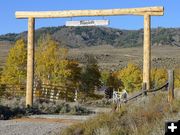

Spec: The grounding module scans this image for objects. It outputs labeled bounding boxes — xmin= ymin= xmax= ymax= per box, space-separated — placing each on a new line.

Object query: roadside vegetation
xmin=0 ymin=98 xmax=94 ymax=120
xmin=61 ymin=92 xmax=180 ymax=135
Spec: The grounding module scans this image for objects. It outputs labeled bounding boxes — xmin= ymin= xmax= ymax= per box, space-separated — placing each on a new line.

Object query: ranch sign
xmin=66 ymin=20 xmax=109 ymax=26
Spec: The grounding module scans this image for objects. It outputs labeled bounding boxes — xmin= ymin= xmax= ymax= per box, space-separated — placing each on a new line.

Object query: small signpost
xmin=66 ymin=19 xmax=109 ymax=26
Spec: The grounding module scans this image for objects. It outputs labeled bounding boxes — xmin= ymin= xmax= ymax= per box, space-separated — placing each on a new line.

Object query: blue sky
xmin=0 ymin=0 xmax=179 ymax=35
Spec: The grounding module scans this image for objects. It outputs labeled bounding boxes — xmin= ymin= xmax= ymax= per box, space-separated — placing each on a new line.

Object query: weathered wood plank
xmin=16 ymin=6 xmax=164 ymax=18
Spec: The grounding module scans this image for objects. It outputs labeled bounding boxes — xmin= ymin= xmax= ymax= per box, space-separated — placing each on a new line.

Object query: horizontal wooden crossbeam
xmin=16 ymin=6 xmax=164 ymax=19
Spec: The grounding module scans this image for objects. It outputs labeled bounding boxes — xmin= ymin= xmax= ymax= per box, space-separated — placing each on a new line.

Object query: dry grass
xmin=1 ymin=44 xmax=180 ymax=69
xmin=61 ymin=92 xmax=180 ymax=135
xmin=68 ymin=46 xmax=180 ymax=70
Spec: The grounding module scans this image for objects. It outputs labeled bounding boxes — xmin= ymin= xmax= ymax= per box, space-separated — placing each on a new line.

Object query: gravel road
xmin=0 ymin=115 xmax=93 ymax=135
xmin=0 ymin=120 xmax=65 ymax=135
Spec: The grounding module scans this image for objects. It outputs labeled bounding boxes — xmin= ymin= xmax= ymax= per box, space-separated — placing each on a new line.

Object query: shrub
xmin=59 ymin=103 xmax=71 ymax=114
xmin=0 ymin=104 xmax=42 ymax=120
xmin=0 ymin=97 xmax=93 ymax=120
xmin=83 ymin=99 xmax=111 ymax=107
xmin=0 ymin=105 xmax=13 ymax=120
xmin=69 ymin=105 xmax=93 ymax=115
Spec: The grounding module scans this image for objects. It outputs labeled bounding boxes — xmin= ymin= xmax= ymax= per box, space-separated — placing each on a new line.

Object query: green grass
xmin=61 ymin=92 xmax=180 ymax=135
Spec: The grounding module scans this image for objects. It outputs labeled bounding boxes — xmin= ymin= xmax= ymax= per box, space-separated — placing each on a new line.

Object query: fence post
xmin=74 ymin=89 xmax=78 ymax=102
xmin=142 ymin=83 xmax=147 ymax=96
xmin=168 ymin=70 xmax=174 ymax=103
xmin=65 ymin=87 xmax=68 ymax=102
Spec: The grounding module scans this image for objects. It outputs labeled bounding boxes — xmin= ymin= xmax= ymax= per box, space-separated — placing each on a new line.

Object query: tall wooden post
xmin=168 ymin=70 xmax=174 ymax=103
xmin=143 ymin=14 xmax=151 ymax=90
xmin=26 ymin=18 xmax=35 ymax=107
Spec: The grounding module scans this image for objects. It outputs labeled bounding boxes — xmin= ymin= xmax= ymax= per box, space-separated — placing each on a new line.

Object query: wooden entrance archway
xmin=15 ymin=6 xmax=164 ymax=106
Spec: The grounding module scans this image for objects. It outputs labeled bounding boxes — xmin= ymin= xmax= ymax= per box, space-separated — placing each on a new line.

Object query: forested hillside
xmin=0 ymin=26 xmax=180 ymax=48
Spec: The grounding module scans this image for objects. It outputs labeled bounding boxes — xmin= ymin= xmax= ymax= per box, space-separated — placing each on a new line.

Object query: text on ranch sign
xmin=66 ymin=20 xmax=109 ymax=26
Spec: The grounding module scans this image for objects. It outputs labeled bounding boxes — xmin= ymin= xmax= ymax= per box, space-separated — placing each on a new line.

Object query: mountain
xmin=0 ymin=26 xmax=180 ymax=48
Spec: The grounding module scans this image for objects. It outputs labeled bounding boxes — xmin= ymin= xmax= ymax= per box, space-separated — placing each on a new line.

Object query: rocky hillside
xmin=0 ymin=26 xmax=180 ymax=48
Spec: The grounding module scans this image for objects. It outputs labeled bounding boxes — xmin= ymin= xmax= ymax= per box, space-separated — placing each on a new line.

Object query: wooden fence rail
xmin=0 ymin=70 xmax=175 ymax=103
xmin=35 ymin=84 xmax=75 ymax=101
xmin=0 ymin=84 xmax=76 ymax=101
xmin=124 ymin=69 xmax=174 ymax=103
xmin=124 ymin=82 xmax=168 ymax=103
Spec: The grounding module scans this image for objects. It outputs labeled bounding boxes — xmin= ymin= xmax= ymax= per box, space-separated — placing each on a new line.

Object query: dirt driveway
xmin=0 ymin=115 xmax=94 ymax=135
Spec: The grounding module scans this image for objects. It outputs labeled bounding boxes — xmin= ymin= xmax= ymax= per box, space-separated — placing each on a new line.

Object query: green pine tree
xmin=80 ymin=54 xmax=101 ymax=93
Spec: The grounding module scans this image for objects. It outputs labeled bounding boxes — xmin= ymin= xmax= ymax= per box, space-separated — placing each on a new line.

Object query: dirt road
xmin=0 ymin=115 xmax=94 ymax=135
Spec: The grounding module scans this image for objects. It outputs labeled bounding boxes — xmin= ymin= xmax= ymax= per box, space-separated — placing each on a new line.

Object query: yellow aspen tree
xmin=1 ymin=39 xmax=27 ymax=85
xmin=116 ymin=63 xmax=142 ymax=92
